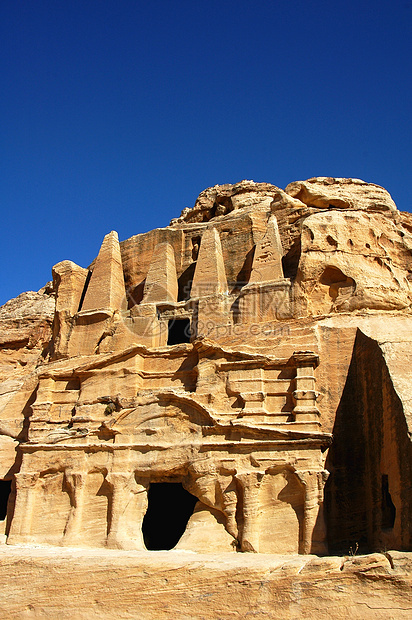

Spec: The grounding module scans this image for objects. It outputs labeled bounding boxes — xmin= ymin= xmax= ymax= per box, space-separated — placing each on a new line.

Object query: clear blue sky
xmin=1 ymin=0 xmax=411 ymax=306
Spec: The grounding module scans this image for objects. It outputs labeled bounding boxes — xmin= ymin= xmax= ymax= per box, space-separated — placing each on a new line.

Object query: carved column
xmin=236 ymin=471 xmax=264 ymax=552
xmin=7 ymin=472 xmax=39 ymax=542
xmin=63 ymin=471 xmax=86 ymax=544
xmin=296 ymin=470 xmax=328 ymax=554
xmin=217 ymin=473 xmax=239 ymax=541
xmin=142 ymin=242 xmax=179 ymax=304
xmin=106 ymin=473 xmax=148 ymax=550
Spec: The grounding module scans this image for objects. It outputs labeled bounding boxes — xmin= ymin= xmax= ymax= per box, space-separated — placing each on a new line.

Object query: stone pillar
xmin=236 ymin=471 xmax=264 ymax=552
xmin=217 ymin=474 xmax=239 ymax=541
xmin=191 ymin=228 xmax=228 ymax=298
xmin=142 ymin=242 xmax=178 ymax=304
xmin=106 ymin=473 xmax=148 ymax=550
xmin=292 ymin=352 xmax=321 ymax=429
xmin=52 ymin=260 xmax=89 ymax=358
xmin=248 ymin=215 xmax=284 ymax=284
xmin=68 ymin=231 xmax=128 ymax=356
xmin=80 ymin=230 xmax=127 ymax=315
xmin=7 ymin=472 xmax=39 ymax=542
xmin=63 ymin=471 xmax=86 ymax=544
xmin=53 ymin=260 xmax=89 ymax=316
xmin=236 ymin=214 xmax=292 ymax=323
xmin=296 ymin=470 xmax=328 ymax=555
xmin=190 ymin=227 xmax=230 ymax=336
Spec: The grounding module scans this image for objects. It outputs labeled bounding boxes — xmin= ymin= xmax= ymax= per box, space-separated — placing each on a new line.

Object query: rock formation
xmin=1 ymin=177 xmax=411 ymax=567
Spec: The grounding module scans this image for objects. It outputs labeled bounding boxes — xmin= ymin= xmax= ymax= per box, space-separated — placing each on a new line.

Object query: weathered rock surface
xmin=285 ymin=176 xmax=398 ymax=214
xmin=295 ymin=209 xmax=412 ymax=315
xmin=0 ymin=546 xmax=411 ymax=619
xmin=0 ymin=176 xmax=411 ymax=617
xmin=0 ymin=289 xmax=54 ymax=443
xmin=0 ymin=288 xmax=54 ymax=349
xmin=170 ymin=179 xmax=278 ymax=225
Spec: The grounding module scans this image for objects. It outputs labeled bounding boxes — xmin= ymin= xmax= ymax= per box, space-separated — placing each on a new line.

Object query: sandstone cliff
xmin=0 ymin=177 xmax=411 ymax=617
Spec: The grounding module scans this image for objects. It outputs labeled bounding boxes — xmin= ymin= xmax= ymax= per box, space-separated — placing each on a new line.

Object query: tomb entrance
xmin=142 ymin=482 xmax=198 ymax=550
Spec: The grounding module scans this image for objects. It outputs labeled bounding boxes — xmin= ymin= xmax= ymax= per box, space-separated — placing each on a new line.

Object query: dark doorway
xmin=142 ymin=482 xmax=198 ymax=550
xmin=0 ymin=480 xmax=11 ymax=520
xmin=167 ymin=319 xmax=191 ymax=345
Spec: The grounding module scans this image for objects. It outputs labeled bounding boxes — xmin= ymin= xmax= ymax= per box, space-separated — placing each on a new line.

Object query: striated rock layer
xmin=0 ymin=177 xmax=411 ymax=616
xmin=0 ymin=546 xmax=411 ymax=620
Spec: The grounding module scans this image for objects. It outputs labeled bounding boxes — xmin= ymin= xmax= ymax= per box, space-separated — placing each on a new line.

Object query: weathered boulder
xmin=285 ymin=176 xmax=398 ymax=215
xmin=170 ymin=179 xmax=278 ymax=225
xmin=295 ymin=209 xmax=412 ymax=316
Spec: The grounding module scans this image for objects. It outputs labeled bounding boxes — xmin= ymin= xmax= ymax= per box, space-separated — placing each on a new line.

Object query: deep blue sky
xmin=1 ymin=1 xmax=411 ymax=306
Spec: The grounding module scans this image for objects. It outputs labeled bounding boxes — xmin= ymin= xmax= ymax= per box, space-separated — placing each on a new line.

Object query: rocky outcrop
xmin=295 ymin=210 xmax=412 ymax=315
xmin=169 ymin=179 xmax=278 ymax=225
xmin=285 ymin=176 xmax=398 ymax=214
xmin=0 ymin=176 xmax=411 ymax=616
xmin=0 ymin=288 xmax=54 ymax=443
xmin=0 ymin=287 xmax=54 ymax=349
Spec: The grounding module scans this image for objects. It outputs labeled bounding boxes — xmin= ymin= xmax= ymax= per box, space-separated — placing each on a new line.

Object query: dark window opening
xmin=191 ymin=236 xmax=201 ymax=261
xmin=167 ymin=319 xmax=191 ymax=345
xmin=381 ymin=474 xmax=396 ymax=529
xmin=0 ymin=480 xmax=11 ymax=520
xmin=282 ymin=237 xmax=301 ymax=281
xmin=142 ymin=482 xmax=198 ymax=550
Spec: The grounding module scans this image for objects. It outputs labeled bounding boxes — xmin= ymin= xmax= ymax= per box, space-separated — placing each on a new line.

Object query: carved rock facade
xmin=1 ymin=177 xmax=411 ymax=556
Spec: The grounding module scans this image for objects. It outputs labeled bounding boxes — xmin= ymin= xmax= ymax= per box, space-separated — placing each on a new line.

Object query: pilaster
xmin=105 ymin=473 xmax=149 ymax=550
xmin=296 ymin=469 xmax=329 ymax=554
xmin=236 ymin=471 xmax=264 ymax=552
xmin=63 ymin=471 xmax=86 ymax=544
xmin=7 ymin=472 xmax=39 ymax=543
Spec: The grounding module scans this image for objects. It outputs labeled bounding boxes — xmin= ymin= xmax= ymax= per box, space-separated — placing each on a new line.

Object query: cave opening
xmin=142 ymin=482 xmax=198 ymax=550
xmin=0 ymin=480 xmax=11 ymax=521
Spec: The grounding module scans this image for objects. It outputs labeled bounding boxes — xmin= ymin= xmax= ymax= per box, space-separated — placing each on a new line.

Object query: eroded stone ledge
xmin=0 ymin=546 xmax=410 ymax=619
